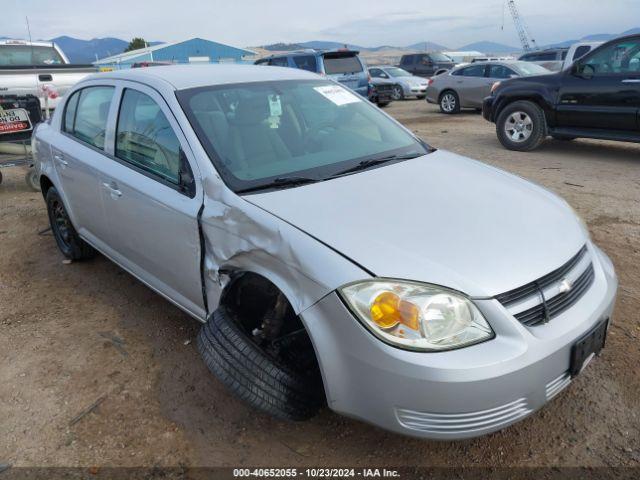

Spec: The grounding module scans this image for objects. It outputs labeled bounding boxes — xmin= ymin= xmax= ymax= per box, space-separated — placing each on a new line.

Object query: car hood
xmin=401 ymin=76 xmax=428 ymax=85
xmin=245 ymin=150 xmax=587 ymax=297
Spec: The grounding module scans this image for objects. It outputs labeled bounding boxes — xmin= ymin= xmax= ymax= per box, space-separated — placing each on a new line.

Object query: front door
xmin=557 ymin=37 xmax=640 ymax=131
xmin=99 ymin=83 xmax=206 ymax=319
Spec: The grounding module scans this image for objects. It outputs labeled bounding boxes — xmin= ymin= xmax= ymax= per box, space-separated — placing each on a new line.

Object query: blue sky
xmin=3 ymin=0 xmax=639 ymax=48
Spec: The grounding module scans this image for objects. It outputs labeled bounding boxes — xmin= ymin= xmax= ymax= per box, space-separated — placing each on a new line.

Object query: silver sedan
xmin=368 ymin=65 xmax=429 ymax=99
xmin=426 ymin=61 xmax=550 ymax=113
xmin=34 ymin=64 xmax=616 ymax=439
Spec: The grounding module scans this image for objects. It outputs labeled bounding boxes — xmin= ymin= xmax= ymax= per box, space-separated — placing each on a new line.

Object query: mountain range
xmin=2 ymin=26 xmax=639 ymax=63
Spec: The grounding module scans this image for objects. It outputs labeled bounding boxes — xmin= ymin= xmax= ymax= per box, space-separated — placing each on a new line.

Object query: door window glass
xmin=292 ymin=55 xmax=317 ymax=72
xmin=66 ymin=86 xmax=114 ymax=150
xmin=269 ymin=57 xmax=289 ymax=67
xmin=63 ymin=90 xmax=80 ymax=133
xmin=116 ymin=89 xmax=181 ymax=184
xmin=572 ymin=45 xmax=592 ymax=61
xmin=583 ymin=39 xmax=640 ymax=74
xmin=488 ymin=65 xmax=516 ymax=79
xmin=459 ymin=65 xmax=486 ymax=77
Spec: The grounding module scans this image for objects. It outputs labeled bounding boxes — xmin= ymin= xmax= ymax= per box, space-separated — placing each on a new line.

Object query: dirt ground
xmin=0 ymin=100 xmax=639 ymax=469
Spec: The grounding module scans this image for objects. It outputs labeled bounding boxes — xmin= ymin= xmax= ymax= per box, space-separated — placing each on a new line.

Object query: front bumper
xmin=403 ymin=83 xmax=428 ymax=97
xmin=482 ymin=96 xmax=495 ymax=122
xmin=301 ymin=244 xmax=617 ymax=439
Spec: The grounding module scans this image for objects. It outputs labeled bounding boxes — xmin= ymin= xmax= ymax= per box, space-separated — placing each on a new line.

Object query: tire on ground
xmin=496 ymin=100 xmax=547 ymax=151
xmin=45 ymin=186 xmax=96 ymax=260
xmin=197 ymin=306 xmax=323 ymax=421
xmin=439 ymin=90 xmax=460 ymax=114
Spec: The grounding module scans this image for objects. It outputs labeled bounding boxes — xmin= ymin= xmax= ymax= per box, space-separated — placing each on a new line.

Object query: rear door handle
xmin=622 ymin=79 xmax=640 ymax=83
xmin=53 ymin=153 xmax=68 ymax=166
xmin=102 ymin=181 xmax=122 ymax=198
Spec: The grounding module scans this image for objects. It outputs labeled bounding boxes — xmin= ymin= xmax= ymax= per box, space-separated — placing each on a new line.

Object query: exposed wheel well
xmin=218 ymin=272 xmax=325 ymax=398
xmin=40 ymin=175 xmax=53 ymax=200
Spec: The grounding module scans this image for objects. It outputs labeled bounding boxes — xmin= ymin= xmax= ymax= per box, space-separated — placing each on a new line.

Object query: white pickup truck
xmin=518 ymin=41 xmax=604 ymax=72
xmin=0 ymin=39 xmax=97 ymax=110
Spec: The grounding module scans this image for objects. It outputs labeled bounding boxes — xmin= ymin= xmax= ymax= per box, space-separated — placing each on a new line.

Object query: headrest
xmin=230 ymin=95 xmax=270 ymax=126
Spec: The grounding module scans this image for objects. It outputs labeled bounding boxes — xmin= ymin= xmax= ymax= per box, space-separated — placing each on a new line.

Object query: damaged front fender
xmin=200 ymin=178 xmax=370 ymax=316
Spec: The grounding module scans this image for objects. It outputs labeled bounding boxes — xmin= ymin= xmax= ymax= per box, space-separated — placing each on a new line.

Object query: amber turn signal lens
xmin=370 ymin=291 xmax=420 ymax=330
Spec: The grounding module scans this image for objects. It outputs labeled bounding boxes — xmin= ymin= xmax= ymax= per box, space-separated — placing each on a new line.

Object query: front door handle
xmin=53 ymin=153 xmax=68 ymax=166
xmin=622 ymin=78 xmax=640 ymax=83
xmin=102 ymin=181 xmax=122 ymax=198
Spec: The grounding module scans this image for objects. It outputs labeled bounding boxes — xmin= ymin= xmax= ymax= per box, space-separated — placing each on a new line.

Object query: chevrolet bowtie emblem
xmin=559 ymin=278 xmax=573 ymax=294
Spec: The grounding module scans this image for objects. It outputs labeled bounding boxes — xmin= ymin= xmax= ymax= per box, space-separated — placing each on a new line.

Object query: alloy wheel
xmin=441 ymin=93 xmax=456 ymax=112
xmin=504 ymin=111 xmax=533 ymax=142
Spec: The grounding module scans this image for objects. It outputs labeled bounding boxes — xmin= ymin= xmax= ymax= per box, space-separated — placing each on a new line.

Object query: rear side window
xmin=488 ymin=65 xmax=516 ymax=79
xmin=456 ymin=65 xmax=486 ymax=77
xmin=64 ymin=86 xmax=114 ymax=150
xmin=400 ymin=55 xmax=413 ymax=65
xmin=323 ymin=55 xmax=363 ymax=74
xmin=292 ymin=55 xmax=317 ymax=72
xmin=270 ymin=57 xmax=289 ymax=67
xmin=116 ymin=89 xmax=181 ymax=184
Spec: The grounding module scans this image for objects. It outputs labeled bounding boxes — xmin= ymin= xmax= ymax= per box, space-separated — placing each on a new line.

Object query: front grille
xmin=375 ymin=84 xmax=394 ymax=93
xmin=496 ymin=245 xmax=595 ymax=327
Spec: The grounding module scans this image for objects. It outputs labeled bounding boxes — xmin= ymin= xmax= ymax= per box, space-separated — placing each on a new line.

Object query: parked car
xmin=131 ymin=61 xmax=174 ymax=68
xmin=368 ymin=66 xmax=429 ymax=100
xmin=484 ymin=34 xmax=640 ymax=151
xmin=518 ymin=43 xmax=602 ymax=72
xmin=426 ymin=61 xmax=551 ymax=114
xmin=34 ymin=64 xmax=617 ymax=440
xmin=367 ymin=77 xmax=396 ymax=107
xmin=0 ymin=39 xmax=97 ymax=110
xmin=398 ymin=52 xmax=455 ymax=78
xmin=255 ymin=49 xmax=369 ymax=97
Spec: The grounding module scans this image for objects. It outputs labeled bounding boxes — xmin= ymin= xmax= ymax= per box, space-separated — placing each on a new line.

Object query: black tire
xmin=551 ymin=134 xmax=577 ymax=141
xmin=45 ymin=187 xmax=96 ymax=260
xmin=391 ymin=85 xmax=404 ymax=101
xmin=416 ymin=95 xmax=426 ymax=100
xmin=496 ymin=100 xmax=547 ymax=151
xmin=439 ymin=90 xmax=460 ymax=114
xmin=197 ymin=306 xmax=323 ymax=421
xmin=0 ymin=171 xmax=3 ymax=185
xmin=25 ymin=169 xmax=40 ymax=192
xmin=377 ymin=101 xmax=390 ymax=108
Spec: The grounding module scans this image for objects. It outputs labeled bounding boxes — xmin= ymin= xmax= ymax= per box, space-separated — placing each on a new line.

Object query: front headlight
xmin=339 ymin=280 xmax=493 ymax=352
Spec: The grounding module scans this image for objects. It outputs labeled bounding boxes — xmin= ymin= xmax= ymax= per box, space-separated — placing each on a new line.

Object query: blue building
xmin=94 ymin=37 xmax=256 ymax=69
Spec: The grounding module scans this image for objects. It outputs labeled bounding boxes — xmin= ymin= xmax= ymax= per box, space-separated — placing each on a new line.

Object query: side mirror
xmin=178 ymin=149 xmax=196 ymax=197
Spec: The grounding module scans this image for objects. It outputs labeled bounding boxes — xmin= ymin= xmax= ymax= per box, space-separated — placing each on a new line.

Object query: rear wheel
xmin=496 ymin=100 xmax=546 ymax=151
xmin=46 ymin=187 xmax=96 ymax=260
xmin=439 ymin=90 xmax=460 ymax=114
xmin=377 ymin=101 xmax=390 ymax=108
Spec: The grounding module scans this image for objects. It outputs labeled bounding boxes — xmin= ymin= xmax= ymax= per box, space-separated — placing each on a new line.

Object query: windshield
xmin=430 ymin=53 xmax=453 ymax=62
xmin=177 ymin=80 xmax=429 ymax=193
xmin=386 ymin=67 xmax=412 ymax=77
xmin=0 ymin=44 xmax=65 ymax=66
xmin=514 ymin=62 xmax=551 ymax=75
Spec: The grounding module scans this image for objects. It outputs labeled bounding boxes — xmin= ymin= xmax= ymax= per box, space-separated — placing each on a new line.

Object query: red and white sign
xmin=0 ymin=108 xmax=33 ymax=135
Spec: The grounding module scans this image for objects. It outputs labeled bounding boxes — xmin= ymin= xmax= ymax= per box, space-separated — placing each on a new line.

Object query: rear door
xmin=451 ymin=64 xmax=488 ymax=107
xmin=54 ymin=84 xmax=116 ymax=250
xmin=99 ymin=82 xmax=205 ymax=319
xmin=557 ymin=37 xmax=640 ymax=131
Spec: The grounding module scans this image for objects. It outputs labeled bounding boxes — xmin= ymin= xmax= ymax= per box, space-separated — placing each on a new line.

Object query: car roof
xmin=79 ymin=64 xmax=320 ymax=90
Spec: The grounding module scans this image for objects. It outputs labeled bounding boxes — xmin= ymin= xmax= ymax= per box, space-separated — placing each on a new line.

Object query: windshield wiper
xmin=236 ymin=176 xmax=319 ymax=194
xmin=330 ymin=153 xmax=424 ymax=178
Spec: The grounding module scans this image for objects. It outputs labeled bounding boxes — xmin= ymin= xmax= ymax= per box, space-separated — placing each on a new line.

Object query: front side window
xmin=582 ymin=39 xmax=640 ymax=75
xmin=573 ymin=45 xmax=592 ymax=61
xmin=65 ymin=86 xmax=114 ymax=150
xmin=178 ymin=80 xmax=429 ymax=193
xmin=292 ymin=55 xmax=317 ymax=72
xmin=429 ymin=53 xmax=453 ymax=62
xmin=116 ymin=89 xmax=181 ymax=184
xmin=488 ymin=65 xmax=516 ymax=79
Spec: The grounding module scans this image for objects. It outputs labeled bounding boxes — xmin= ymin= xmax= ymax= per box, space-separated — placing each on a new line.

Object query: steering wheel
xmin=304 ymin=122 xmax=338 ymax=152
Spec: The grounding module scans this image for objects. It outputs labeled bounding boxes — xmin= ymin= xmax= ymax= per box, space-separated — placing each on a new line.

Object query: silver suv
xmin=34 ymin=65 xmax=617 ymax=439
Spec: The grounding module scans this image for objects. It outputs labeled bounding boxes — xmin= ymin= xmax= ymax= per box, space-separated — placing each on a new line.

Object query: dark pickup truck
xmin=398 ymin=52 xmax=455 ymax=78
xmin=483 ymin=34 xmax=640 ymax=151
